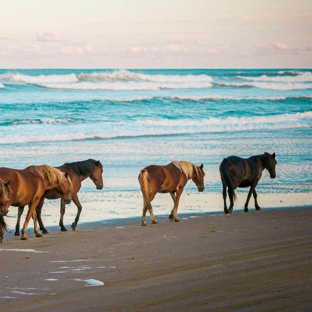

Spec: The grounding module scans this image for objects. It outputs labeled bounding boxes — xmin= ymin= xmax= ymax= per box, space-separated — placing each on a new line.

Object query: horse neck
xmin=253 ymin=154 xmax=269 ymax=171
xmin=43 ymin=176 xmax=62 ymax=190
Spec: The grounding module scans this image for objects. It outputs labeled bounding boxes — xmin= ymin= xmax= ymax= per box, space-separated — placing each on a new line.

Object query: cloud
xmin=36 ymin=31 xmax=62 ymax=42
xmin=270 ymin=42 xmax=289 ymax=50
xmin=0 ymin=34 xmax=7 ymax=40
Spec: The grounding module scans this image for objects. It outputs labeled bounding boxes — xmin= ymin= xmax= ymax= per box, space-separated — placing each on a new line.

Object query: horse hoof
xmin=42 ymin=230 xmax=49 ymax=234
xmin=174 ymin=219 xmax=180 ymax=222
xmin=168 ymin=214 xmax=173 ymax=222
xmin=256 ymin=207 xmax=261 ymax=211
xmin=15 ymin=232 xmax=20 ymax=236
xmin=36 ymin=233 xmax=43 ymax=238
xmin=71 ymin=223 xmax=77 ymax=231
xmin=141 ymin=223 xmax=147 ymax=226
xmin=152 ymin=221 xmax=158 ymax=224
xmin=21 ymin=237 xmax=28 ymax=240
xmin=61 ymin=227 xmax=68 ymax=232
xmin=244 ymin=209 xmax=249 ymax=212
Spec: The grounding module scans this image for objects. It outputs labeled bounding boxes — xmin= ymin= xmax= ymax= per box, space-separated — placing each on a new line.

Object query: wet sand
xmin=1 ymin=207 xmax=312 ymax=312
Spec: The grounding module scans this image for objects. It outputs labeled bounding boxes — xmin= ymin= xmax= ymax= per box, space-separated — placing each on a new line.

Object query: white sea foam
xmin=0 ymin=83 xmax=4 ymax=88
xmin=77 ymin=70 xmax=213 ymax=83
xmin=0 ymin=70 xmax=213 ymax=90
xmin=0 ymin=73 xmax=78 ymax=84
xmin=74 ymin=279 xmax=104 ymax=287
xmin=38 ymin=80 xmax=213 ymax=91
xmin=239 ymin=71 xmax=312 ymax=82
xmin=218 ymin=81 xmax=312 ymax=90
xmin=170 ymin=95 xmax=287 ymax=101
xmin=0 ymin=249 xmax=48 ymax=253
xmin=0 ymin=111 xmax=310 ymax=144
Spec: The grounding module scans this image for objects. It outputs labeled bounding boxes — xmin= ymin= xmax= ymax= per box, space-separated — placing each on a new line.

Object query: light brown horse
xmin=219 ymin=152 xmax=277 ymax=214
xmin=0 ymin=165 xmax=72 ymax=240
xmin=138 ymin=161 xmax=205 ymax=226
xmin=0 ymin=179 xmax=12 ymax=243
xmin=31 ymin=159 xmax=104 ymax=233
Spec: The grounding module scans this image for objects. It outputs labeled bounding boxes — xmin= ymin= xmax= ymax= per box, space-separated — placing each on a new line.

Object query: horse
xmin=219 ymin=152 xmax=277 ymax=214
xmin=26 ymin=159 xmax=104 ymax=233
xmin=138 ymin=161 xmax=205 ymax=226
xmin=0 ymin=179 xmax=12 ymax=243
xmin=0 ymin=165 xmax=72 ymax=240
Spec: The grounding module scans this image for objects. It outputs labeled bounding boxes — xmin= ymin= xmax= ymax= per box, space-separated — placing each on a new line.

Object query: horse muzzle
xmin=270 ymin=173 xmax=276 ymax=179
xmin=198 ymin=187 xmax=205 ymax=192
xmin=96 ymin=183 xmax=104 ymax=190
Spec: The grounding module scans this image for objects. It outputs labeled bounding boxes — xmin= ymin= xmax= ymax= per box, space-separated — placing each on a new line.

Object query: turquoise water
xmin=0 ymin=68 xmax=311 ymax=202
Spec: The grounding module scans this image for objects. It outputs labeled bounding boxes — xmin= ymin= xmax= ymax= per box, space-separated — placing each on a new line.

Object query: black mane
xmin=64 ymin=159 xmax=101 ymax=176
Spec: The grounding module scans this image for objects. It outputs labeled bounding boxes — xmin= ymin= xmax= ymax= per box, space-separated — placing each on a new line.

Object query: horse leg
xmin=21 ymin=199 xmax=41 ymax=240
xmin=71 ymin=194 xmax=82 ymax=231
xmin=32 ymin=209 xmax=43 ymax=238
xmin=253 ymin=189 xmax=261 ymax=210
xmin=59 ymin=198 xmax=68 ymax=231
xmin=141 ymin=193 xmax=157 ymax=226
xmin=169 ymin=192 xmax=176 ymax=221
xmin=244 ymin=186 xmax=255 ymax=212
xmin=36 ymin=196 xmax=49 ymax=234
xmin=170 ymin=188 xmax=183 ymax=222
xmin=15 ymin=206 xmax=24 ymax=236
xmin=228 ymin=189 xmax=234 ymax=213
xmin=147 ymin=197 xmax=157 ymax=225
xmin=222 ymin=185 xmax=228 ymax=214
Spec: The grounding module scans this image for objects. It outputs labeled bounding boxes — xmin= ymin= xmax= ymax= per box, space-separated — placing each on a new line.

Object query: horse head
xmin=0 ymin=179 xmax=11 ymax=216
xmin=265 ymin=152 xmax=277 ymax=179
xmin=90 ymin=160 xmax=104 ymax=190
xmin=56 ymin=173 xmax=72 ymax=204
xmin=192 ymin=164 xmax=205 ymax=192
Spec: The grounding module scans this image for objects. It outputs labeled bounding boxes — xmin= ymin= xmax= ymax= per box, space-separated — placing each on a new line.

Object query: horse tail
xmin=0 ymin=216 xmax=8 ymax=243
xmin=138 ymin=169 xmax=151 ymax=208
xmin=220 ymin=158 xmax=237 ymax=202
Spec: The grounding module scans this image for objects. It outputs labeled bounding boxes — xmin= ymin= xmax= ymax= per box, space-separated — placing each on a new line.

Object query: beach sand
xmin=1 ymin=192 xmax=312 ymax=312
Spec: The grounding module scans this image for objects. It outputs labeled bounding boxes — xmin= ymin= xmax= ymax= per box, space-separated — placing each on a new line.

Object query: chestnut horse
xmin=138 ymin=161 xmax=205 ymax=226
xmin=24 ymin=159 xmax=103 ymax=233
xmin=0 ymin=179 xmax=12 ymax=243
xmin=219 ymin=152 xmax=277 ymax=214
xmin=0 ymin=165 xmax=72 ymax=240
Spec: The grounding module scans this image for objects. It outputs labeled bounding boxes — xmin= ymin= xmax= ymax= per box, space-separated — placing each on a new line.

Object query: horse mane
xmin=29 ymin=165 xmax=68 ymax=185
xmin=0 ymin=179 xmax=10 ymax=202
xmin=64 ymin=159 xmax=102 ymax=176
xmin=172 ymin=161 xmax=199 ymax=179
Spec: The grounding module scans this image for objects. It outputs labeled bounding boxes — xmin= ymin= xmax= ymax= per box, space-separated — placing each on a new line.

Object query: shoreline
xmin=3 ymin=191 xmax=312 ymax=237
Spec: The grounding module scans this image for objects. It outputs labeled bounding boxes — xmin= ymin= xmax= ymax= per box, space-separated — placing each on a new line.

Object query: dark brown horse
xmin=138 ymin=161 xmax=205 ymax=226
xmin=0 ymin=179 xmax=12 ymax=243
xmin=219 ymin=152 xmax=277 ymax=214
xmin=0 ymin=165 xmax=72 ymax=240
xmin=24 ymin=159 xmax=103 ymax=233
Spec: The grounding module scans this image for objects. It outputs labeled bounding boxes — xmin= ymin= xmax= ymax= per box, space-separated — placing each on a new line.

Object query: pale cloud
xmin=0 ymin=34 xmax=7 ymax=40
xmin=60 ymin=45 xmax=95 ymax=55
xmin=36 ymin=31 xmax=62 ymax=42
xmin=271 ymin=42 xmax=289 ymax=50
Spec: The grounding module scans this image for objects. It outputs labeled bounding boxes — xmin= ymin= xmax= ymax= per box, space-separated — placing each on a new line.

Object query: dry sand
xmin=1 ymin=205 xmax=312 ymax=312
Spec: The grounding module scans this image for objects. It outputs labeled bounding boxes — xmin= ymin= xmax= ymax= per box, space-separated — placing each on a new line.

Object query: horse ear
xmin=5 ymin=180 xmax=11 ymax=187
xmin=272 ymin=153 xmax=276 ymax=158
xmin=200 ymin=164 xmax=204 ymax=169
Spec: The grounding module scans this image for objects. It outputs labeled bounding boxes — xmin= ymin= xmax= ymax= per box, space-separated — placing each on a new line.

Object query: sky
xmin=0 ymin=0 xmax=312 ymax=68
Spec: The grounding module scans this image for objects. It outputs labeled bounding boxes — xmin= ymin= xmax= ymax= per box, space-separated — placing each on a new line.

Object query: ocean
xmin=0 ymin=68 xmax=311 ymax=227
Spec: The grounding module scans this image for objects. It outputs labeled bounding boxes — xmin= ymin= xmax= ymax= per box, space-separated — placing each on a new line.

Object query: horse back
xmin=226 ymin=156 xmax=263 ymax=187
xmin=0 ymin=167 xmax=39 ymax=206
xmin=144 ymin=164 xmax=186 ymax=193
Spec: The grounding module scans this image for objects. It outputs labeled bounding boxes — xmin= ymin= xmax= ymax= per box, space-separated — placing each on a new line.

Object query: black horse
xmin=219 ymin=152 xmax=277 ymax=213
